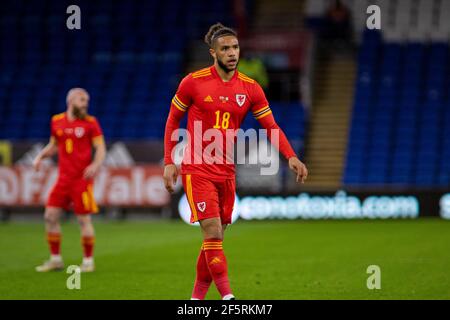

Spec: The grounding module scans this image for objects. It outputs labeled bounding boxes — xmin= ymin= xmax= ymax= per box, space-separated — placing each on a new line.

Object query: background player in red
xmin=33 ymin=88 xmax=106 ymax=272
xmin=163 ymin=23 xmax=308 ymax=300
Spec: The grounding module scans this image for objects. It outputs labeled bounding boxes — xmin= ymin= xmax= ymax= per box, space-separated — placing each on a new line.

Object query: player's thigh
xmin=72 ymin=179 xmax=98 ymax=215
xmin=46 ymin=180 xmax=71 ymax=211
xmin=182 ymin=174 xmax=220 ymax=223
xmin=218 ymin=178 xmax=236 ymax=225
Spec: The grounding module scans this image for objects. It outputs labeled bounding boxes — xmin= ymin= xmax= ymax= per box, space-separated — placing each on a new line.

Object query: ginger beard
xmin=72 ymin=103 xmax=88 ymax=119
xmin=69 ymin=92 xmax=89 ymax=119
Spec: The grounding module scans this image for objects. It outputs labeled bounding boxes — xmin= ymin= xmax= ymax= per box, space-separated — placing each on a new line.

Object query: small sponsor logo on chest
xmin=204 ymin=94 xmax=247 ymax=107
xmin=219 ymin=96 xmax=229 ymax=103
xmin=62 ymin=127 xmax=85 ymax=138
xmin=204 ymin=95 xmax=213 ymax=102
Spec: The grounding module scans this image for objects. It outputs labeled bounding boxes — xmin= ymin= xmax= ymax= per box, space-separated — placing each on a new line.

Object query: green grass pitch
xmin=0 ymin=218 xmax=449 ymax=299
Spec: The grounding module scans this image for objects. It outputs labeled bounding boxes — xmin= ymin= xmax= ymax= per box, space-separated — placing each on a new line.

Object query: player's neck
xmin=66 ymin=110 xmax=76 ymax=122
xmin=213 ymin=64 xmax=235 ymax=82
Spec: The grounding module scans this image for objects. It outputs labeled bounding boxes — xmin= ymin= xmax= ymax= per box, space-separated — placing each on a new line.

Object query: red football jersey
xmin=164 ymin=65 xmax=296 ymax=179
xmin=51 ymin=112 xmax=103 ymax=180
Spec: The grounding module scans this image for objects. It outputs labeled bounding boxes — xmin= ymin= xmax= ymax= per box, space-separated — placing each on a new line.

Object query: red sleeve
xmin=50 ymin=119 xmax=56 ymax=139
xmin=91 ymin=117 xmax=103 ymax=138
xmin=171 ymin=75 xmax=193 ymax=112
xmin=164 ymin=75 xmax=193 ymax=165
xmin=250 ymin=82 xmax=270 ymax=114
xmin=251 ymin=83 xmax=297 ymax=160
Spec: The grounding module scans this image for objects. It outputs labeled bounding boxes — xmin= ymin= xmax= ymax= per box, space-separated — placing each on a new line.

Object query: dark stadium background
xmin=0 ymin=0 xmax=448 ymax=220
xmin=0 ymin=0 xmax=449 ymax=300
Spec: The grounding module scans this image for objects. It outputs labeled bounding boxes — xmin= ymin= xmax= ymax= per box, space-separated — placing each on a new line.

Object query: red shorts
xmin=47 ymin=178 xmax=98 ymax=215
xmin=182 ymin=174 xmax=235 ymax=225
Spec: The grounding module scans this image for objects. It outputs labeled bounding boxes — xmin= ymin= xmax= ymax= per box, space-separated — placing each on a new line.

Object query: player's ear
xmin=209 ymin=47 xmax=216 ymax=59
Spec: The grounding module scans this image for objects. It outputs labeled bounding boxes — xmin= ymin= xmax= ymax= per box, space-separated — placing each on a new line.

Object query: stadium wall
xmin=1 ymin=142 xmax=449 ymax=221
xmin=172 ymin=188 xmax=450 ymax=223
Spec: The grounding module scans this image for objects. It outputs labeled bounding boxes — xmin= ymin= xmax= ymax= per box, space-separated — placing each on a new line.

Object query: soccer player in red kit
xmin=33 ymin=88 xmax=106 ymax=272
xmin=163 ymin=23 xmax=308 ymax=299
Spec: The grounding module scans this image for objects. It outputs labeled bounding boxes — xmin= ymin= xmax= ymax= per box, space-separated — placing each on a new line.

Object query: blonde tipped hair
xmin=66 ymin=88 xmax=89 ymax=105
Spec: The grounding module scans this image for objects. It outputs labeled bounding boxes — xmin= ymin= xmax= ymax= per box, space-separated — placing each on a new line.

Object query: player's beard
xmin=72 ymin=105 xmax=87 ymax=119
xmin=217 ymin=57 xmax=238 ymax=73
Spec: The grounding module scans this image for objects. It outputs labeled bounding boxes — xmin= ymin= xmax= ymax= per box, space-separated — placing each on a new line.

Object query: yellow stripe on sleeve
xmin=172 ymin=98 xmax=187 ymax=112
xmin=174 ymin=95 xmax=188 ymax=108
xmin=255 ymin=110 xmax=272 ymax=119
xmin=252 ymin=106 xmax=269 ymax=115
xmin=92 ymin=135 xmax=104 ymax=146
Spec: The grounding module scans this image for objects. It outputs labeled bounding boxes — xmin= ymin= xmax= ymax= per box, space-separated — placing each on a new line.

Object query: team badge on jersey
xmin=74 ymin=127 xmax=85 ymax=138
xmin=197 ymin=202 xmax=206 ymax=212
xmin=236 ymin=94 xmax=246 ymax=107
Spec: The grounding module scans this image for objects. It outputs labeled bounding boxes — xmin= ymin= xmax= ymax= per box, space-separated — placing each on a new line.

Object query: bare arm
xmin=32 ymin=137 xmax=58 ymax=171
xmin=83 ymin=136 xmax=106 ymax=179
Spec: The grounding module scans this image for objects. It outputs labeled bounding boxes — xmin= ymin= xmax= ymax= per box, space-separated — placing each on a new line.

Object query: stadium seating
xmin=0 ymin=0 xmax=305 ymax=148
xmin=305 ymin=0 xmax=450 ymax=43
xmin=0 ymin=0 xmax=236 ymax=141
xmin=344 ymin=30 xmax=450 ymax=187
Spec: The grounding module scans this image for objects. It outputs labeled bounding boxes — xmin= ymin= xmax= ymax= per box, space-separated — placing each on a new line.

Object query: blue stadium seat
xmin=345 ymin=31 xmax=450 ymax=187
xmin=0 ymin=0 xmax=256 ymax=142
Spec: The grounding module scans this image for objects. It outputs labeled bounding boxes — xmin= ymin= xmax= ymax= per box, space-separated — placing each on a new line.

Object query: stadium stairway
xmin=304 ymin=52 xmax=355 ymax=188
xmin=185 ymin=0 xmax=307 ymax=73
xmin=250 ymin=0 xmax=305 ymax=31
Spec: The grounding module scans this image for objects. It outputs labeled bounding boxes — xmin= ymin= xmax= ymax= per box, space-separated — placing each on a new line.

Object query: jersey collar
xmin=210 ymin=65 xmax=238 ymax=86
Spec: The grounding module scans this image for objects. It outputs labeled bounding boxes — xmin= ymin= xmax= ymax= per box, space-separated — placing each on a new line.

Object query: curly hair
xmin=204 ymin=22 xmax=237 ymax=47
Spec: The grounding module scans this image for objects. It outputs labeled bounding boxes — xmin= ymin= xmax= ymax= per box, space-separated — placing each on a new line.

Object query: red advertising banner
xmin=0 ymin=165 xmax=170 ymax=207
